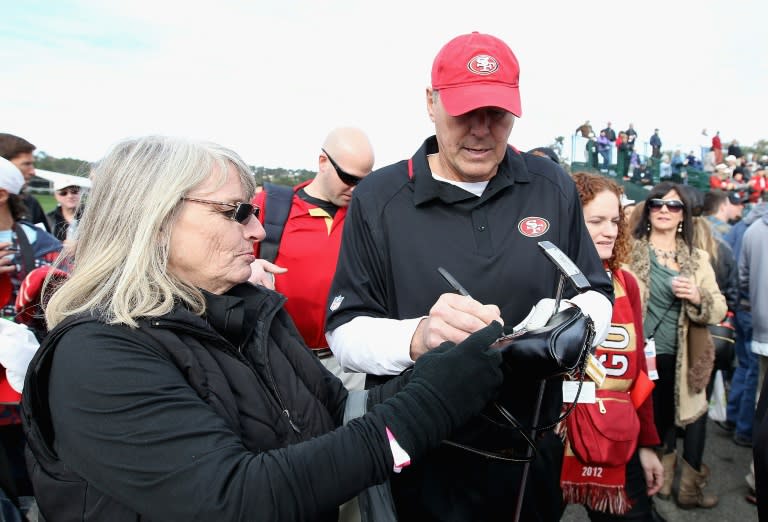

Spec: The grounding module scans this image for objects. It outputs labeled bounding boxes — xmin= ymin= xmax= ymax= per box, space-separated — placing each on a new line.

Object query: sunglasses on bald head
xmin=322 ymin=148 xmax=364 ymax=187
xmin=648 ymin=198 xmax=684 ymax=213
xmin=182 ymin=197 xmax=260 ymax=224
xmin=57 ymin=187 xmax=81 ymax=196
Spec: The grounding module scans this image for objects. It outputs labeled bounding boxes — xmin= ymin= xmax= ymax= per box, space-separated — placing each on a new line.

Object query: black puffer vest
xmin=21 ymin=284 xmax=348 ymax=521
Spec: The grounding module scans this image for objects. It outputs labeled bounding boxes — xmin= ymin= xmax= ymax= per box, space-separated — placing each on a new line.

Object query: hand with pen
xmin=409 ymin=268 xmax=503 ymax=361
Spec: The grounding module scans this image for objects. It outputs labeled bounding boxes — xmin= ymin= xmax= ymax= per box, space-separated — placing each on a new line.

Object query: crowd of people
xmin=0 ymin=31 xmax=765 ymax=522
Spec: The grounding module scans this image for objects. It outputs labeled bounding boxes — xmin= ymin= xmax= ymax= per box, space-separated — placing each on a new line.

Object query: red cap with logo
xmin=431 ymin=32 xmax=521 ymax=117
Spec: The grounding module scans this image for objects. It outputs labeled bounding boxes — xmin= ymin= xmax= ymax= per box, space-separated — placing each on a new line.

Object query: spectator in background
xmin=660 ymin=154 xmax=673 ymax=180
xmin=250 ymin=127 xmax=375 ymax=394
xmin=704 ymin=190 xmax=742 ymax=239
xmin=650 ymin=129 xmax=662 ymax=158
xmin=602 ymin=121 xmax=617 ymax=166
xmin=47 ymin=179 xmax=89 ymax=242
xmin=628 ymin=182 xmax=727 ymax=509
xmin=0 ymin=156 xmax=61 ymax=517
xmin=0 ymin=133 xmax=52 ymax=233
xmin=748 ymin=167 xmax=767 ymax=203
xmin=728 ymin=139 xmax=744 ymax=159
xmin=586 ymin=132 xmax=599 ymax=169
xmin=624 ymin=123 xmax=638 ymax=151
xmin=712 ymin=131 xmax=723 ymax=164
xmin=597 ymin=130 xmax=612 ymax=172
xmin=710 ymin=164 xmax=733 ymax=191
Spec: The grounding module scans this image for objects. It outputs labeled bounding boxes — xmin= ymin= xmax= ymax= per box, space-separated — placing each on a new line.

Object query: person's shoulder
xmin=353 ymin=159 xmax=411 ymax=203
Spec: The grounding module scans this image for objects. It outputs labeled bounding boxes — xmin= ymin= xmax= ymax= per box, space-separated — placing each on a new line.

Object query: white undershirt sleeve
xmin=326 ymin=316 xmax=424 ymax=375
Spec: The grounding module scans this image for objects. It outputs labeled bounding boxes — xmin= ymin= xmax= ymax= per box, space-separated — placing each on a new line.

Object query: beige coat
xmin=627 ymin=237 xmax=727 ymax=427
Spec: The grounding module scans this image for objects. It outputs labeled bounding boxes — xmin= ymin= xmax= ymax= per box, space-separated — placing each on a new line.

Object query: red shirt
xmin=253 ymin=181 xmax=347 ymax=349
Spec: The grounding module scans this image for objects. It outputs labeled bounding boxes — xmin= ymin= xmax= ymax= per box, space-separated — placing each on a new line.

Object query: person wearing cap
xmin=325 ymin=32 xmax=613 ymax=521
xmin=0 ymin=156 xmax=61 ymax=515
xmin=47 ymin=179 xmax=89 ymax=241
xmin=0 ymin=133 xmax=53 ymax=233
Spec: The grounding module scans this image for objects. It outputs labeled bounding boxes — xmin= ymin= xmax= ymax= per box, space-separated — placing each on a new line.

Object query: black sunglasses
xmin=57 ymin=187 xmax=81 ymax=196
xmin=182 ymin=197 xmax=260 ymax=224
xmin=322 ymin=148 xmax=364 ymax=187
xmin=648 ymin=198 xmax=684 ymax=213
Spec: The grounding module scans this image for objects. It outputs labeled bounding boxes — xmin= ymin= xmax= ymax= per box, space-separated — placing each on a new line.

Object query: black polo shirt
xmin=326 ymin=136 xmax=613 ymax=519
xmin=327 ymin=136 xmax=612 ymax=332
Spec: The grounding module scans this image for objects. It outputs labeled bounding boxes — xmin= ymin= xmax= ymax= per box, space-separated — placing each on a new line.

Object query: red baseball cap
xmin=431 ymin=32 xmax=521 ymax=117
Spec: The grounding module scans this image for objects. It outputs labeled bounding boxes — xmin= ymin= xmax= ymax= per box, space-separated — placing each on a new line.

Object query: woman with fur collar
xmin=627 ymin=181 xmax=727 ymax=510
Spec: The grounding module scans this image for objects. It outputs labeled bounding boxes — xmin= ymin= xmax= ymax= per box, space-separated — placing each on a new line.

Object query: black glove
xmin=370 ymin=321 xmax=504 ymax=459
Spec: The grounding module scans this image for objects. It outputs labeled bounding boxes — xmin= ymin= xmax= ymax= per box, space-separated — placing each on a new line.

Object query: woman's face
xmin=54 ymin=185 xmax=81 ymax=212
xmin=582 ymin=189 xmax=620 ymax=261
xmin=168 ymin=163 xmax=265 ymax=294
xmin=648 ymin=189 xmax=685 ymax=234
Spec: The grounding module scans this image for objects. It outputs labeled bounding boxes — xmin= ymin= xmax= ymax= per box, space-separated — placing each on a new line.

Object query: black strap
xmin=647 ymin=299 xmax=676 ymax=339
xmin=12 ymin=222 xmax=35 ymax=277
xmin=259 ymin=183 xmax=294 ymax=263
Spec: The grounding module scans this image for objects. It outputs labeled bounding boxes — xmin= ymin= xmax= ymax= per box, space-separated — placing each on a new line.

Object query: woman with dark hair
xmin=627 ymin=181 xmax=726 ymax=509
xmin=564 ymin=172 xmax=663 ymax=521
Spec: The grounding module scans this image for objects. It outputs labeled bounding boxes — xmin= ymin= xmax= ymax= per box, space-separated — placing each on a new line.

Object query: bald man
xmin=250 ymin=127 xmax=374 ymax=390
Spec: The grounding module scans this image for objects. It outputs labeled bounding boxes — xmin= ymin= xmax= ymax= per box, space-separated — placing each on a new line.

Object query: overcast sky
xmin=3 ymin=0 xmax=767 ymax=171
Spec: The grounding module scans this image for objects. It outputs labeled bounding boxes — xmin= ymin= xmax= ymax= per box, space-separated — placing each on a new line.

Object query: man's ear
xmin=426 ymin=88 xmax=436 ymax=123
xmin=0 ymin=189 xmax=9 ymax=205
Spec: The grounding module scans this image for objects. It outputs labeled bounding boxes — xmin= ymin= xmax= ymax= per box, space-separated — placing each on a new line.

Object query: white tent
xmin=33 ymin=169 xmax=92 ymax=191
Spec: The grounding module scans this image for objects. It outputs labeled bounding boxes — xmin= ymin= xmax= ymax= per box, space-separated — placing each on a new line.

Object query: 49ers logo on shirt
xmin=518 ymin=217 xmax=549 ymax=237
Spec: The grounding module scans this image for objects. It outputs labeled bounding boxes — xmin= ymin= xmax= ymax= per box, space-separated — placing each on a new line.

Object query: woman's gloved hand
xmin=370 ymin=321 xmax=504 ymax=459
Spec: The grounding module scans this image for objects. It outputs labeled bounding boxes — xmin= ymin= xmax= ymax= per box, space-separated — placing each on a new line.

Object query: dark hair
xmin=703 ymin=190 xmax=728 ymax=216
xmin=677 ymin=185 xmax=704 ymax=217
xmin=0 ymin=133 xmax=36 ymax=161
xmin=632 ymin=181 xmax=694 ymax=250
xmin=8 ymin=194 xmax=28 ymax=222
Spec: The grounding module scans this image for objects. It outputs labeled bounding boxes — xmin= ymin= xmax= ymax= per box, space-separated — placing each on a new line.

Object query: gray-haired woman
xmin=22 ymin=136 xmax=504 ymax=522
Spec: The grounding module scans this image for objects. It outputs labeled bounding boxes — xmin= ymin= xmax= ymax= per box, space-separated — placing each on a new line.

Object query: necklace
xmin=651 ymin=244 xmax=677 ymax=267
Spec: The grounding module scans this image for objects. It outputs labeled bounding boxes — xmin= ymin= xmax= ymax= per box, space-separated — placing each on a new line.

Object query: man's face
xmin=319 ymin=148 xmax=373 ymax=208
xmin=727 ymin=201 xmax=743 ymax=221
xmin=427 ymin=88 xmax=515 ymax=182
xmin=10 ymin=152 xmax=35 ymax=183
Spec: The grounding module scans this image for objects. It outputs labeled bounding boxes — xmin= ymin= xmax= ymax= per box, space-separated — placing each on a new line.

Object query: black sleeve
xmin=325 ymin=189 xmax=390 ymax=331
xmin=48 ymin=325 xmax=394 ymax=522
xmin=716 ymin=240 xmax=739 ymax=312
xmin=22 ymin=195 xmax=52 ymax=233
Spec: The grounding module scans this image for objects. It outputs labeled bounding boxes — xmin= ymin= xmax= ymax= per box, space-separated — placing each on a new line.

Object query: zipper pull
xmin=283 ymin=409 xmax=301 ymax=433
xmin=597 ymin=398 xmax=606 ymax=414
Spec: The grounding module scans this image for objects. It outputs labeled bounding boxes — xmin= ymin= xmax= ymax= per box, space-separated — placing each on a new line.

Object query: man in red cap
xmin=326 ymin=32 xmax=613 ymax=520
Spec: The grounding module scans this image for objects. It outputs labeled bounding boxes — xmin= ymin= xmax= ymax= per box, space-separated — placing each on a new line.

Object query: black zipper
xmin=149 ymin=318 xmax=301 ymax=434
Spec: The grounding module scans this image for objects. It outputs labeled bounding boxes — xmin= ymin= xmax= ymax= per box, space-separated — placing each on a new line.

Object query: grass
xmin=32 ymin=193 xmax=57 ymax=213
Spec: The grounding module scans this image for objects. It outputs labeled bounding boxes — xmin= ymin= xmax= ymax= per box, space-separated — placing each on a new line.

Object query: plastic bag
xmin=708 ymin=370 xmax=727 ymax=422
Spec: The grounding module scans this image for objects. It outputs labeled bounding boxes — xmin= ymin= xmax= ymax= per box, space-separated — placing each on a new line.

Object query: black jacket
xmin=22 ymin=283 xmax=401 ymax=521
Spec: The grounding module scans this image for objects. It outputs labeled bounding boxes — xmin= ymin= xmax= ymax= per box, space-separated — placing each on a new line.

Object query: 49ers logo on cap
xmin=467 ymin=55 xmax=499 ymax=75
xmin=518 ymin=217 xmax=549 ymax=237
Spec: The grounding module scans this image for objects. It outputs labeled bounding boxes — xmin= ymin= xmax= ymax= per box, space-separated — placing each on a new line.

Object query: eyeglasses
xmin=648 ymin=198 xmax=684 ymax=213
xmin=322 ymin=148 xmax=364 ymax=187
xmin=56 ymin=187 xmax=81 ymax=196
xmin=182 ymin=197 xmax=260 ymax=224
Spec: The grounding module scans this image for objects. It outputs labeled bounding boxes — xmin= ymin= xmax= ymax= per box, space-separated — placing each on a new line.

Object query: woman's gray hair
xmin=45 ymin=135 xmax=257 ymax=328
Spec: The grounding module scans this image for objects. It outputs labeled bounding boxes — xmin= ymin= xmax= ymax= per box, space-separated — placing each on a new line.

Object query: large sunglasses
xmin=57 ymin=186 xmax=81 ymax=196
xmin=182 ymin=197 xmax=260 ymax=224
xmin=322 ymin=148 xmax=364 ymax=187
xmin=647 ymin=198 xmax=684 ymax=213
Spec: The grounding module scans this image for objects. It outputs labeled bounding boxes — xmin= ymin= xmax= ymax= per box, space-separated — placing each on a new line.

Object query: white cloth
xmin=0 ymin=320 xmax=40 ymax=392
xmin=0 ymin=157 xmax=24 ymax=195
